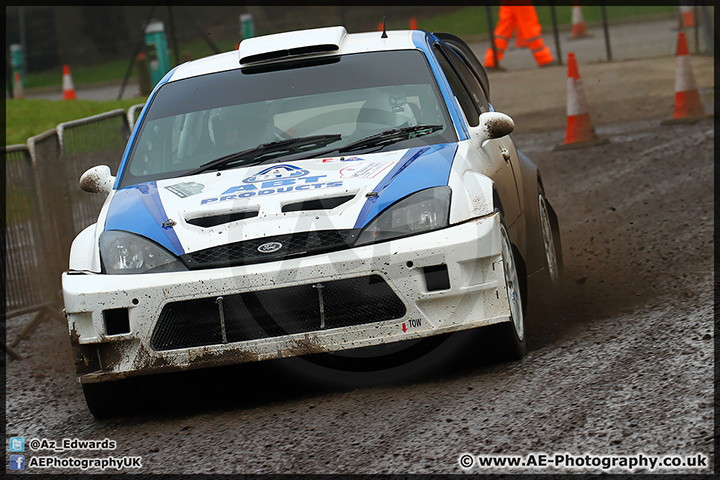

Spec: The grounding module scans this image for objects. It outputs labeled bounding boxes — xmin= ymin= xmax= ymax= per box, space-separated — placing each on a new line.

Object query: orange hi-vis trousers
xmin=484 ymin=5 xmax=554 ymax=68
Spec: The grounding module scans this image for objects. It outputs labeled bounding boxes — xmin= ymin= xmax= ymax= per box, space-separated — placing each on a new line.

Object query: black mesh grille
xmin=150 ymin=275 xmax=406 ymax=351
xmin=182 ymin=229 xmax=359 ymax=269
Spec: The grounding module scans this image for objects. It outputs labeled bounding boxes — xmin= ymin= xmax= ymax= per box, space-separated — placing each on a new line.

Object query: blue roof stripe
xmin=104 ymin=181 xmax=185 ymax=255
xmin=353 ymin=143 xmax=457 ymax=229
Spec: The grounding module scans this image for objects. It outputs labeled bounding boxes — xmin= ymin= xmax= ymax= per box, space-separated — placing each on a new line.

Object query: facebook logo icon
xmin=9 ymin=436 xmax=25 ymax=452
xmin=10 ymin=455 xmax=25 ymax=470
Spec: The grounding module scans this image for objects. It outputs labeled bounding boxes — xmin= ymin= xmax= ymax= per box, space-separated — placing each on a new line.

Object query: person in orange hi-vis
xmin=484 ymin=0 xmax=555 ymax=68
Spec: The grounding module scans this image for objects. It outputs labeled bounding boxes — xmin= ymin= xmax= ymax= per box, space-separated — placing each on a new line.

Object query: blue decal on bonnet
xmin=104 ymin=181 xmax=185 ymax=255
xmin=353 ymin=143 xmax=457 ymax=229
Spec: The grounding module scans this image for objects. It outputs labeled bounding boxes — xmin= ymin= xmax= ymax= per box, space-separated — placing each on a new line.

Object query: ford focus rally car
xmin=63 ymin=26 xmax=562 ymax=417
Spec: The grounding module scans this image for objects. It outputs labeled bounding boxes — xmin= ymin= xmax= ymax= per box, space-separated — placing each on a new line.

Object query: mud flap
xmin=544 ymin=197 xmax=564 ymax=276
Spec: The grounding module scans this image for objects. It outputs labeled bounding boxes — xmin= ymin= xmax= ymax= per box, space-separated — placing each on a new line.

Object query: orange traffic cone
xmin=62 ymin=64 xmax=76 ymax=100
xmin=409 ymin=17 xmax=418 ymax=30
xmin=13 ymin=71 xmax=25 ymax=99
xmin=679 ymin=6 xmax=695 ymax=28
xmin=570 ymin=3 xmax=590 ymax=39
xmin=662 ymin=32 xmax=712 ymax=124
xmin=555 ymin=52 xmax=607 ymax=150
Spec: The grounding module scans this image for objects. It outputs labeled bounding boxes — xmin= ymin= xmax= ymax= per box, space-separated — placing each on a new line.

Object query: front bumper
xmin=62 ymin=213 xmax=511 ymax=384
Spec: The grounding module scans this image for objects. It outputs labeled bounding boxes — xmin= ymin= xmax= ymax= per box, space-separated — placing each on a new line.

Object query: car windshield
xmin=119 ymin=50 xmax=456 ymax=188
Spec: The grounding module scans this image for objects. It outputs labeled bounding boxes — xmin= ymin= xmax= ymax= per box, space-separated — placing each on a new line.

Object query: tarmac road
xmin=4 ymin=22 xmax=715 ymax=476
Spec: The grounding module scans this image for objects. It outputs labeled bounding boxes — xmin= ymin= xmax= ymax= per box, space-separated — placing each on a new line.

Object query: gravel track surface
xmin=5 ymin=53 xmax=715 ymax=475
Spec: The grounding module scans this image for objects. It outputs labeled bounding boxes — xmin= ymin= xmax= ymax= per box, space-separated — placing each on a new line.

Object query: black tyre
xmin=82 ymin=381 xmax=130 ymax=419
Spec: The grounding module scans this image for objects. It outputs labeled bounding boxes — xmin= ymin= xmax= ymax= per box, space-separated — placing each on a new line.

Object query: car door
xmin=433 ymin=44 xmax=522 ymax=225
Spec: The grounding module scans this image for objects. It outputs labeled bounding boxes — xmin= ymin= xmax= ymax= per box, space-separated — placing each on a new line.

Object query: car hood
xmin=104 ymin=144 xmax=457 ymax=256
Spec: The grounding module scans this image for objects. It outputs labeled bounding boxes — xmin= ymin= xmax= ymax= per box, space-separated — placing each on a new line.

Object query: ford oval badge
xmin=258 ymin=242 xmax=283 ymax=254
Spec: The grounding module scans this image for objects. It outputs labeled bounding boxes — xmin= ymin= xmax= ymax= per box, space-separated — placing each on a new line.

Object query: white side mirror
xmin=79 ymin=165 xmax=115 ymax=194
xmin=470 ymin=112 xmax=515 ymax=145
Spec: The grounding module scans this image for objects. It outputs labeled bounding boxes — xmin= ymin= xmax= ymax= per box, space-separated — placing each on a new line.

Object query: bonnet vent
xmin=281 ymin=194 xmax=355 ymax=213
xmin=187 ymin=210 xmax=259 ymax=228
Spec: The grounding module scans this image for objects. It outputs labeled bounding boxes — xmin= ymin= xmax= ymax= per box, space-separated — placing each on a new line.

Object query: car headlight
xmin=356 ymin=186 xmax=451 ymax=246
xmin=99 ymin=231 xmax=188 ymax=274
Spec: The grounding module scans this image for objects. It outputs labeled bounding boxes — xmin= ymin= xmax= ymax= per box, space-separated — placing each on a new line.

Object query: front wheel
xmin=82 ymin=381 xmax=130 ymax=419
xmin=487 ymin=214 xmax=526 ymax=360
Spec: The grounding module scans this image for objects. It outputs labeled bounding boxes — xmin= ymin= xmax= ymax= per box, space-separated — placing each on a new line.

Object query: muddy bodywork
xmin=64 ymin=214 xmax=511 ymax=383
xmin=62 ymin=27 xmax=561 ymax=395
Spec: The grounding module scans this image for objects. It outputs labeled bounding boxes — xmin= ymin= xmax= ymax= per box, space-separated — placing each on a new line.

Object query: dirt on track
xmin=4 ymin=55 xmax=715 ymax=474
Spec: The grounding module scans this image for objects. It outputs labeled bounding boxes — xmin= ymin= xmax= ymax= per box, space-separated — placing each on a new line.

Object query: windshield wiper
xmin=337 ymin=124 xmax=444 ymax=154
xmin=186 ymin=134 xmax=342 ymax=175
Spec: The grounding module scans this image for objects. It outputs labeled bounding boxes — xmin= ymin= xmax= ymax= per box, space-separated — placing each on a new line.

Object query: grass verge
xmin=5 ymin=98 xmax=143 ymax=146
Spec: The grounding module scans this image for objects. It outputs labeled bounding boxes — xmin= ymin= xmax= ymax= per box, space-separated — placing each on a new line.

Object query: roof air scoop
xmin=239 ymin=26 xmax=347 ymax=65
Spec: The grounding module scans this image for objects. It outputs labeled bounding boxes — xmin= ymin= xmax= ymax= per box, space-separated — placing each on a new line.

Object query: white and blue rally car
xmin=63 ymin=26 xmax=562 ymax=417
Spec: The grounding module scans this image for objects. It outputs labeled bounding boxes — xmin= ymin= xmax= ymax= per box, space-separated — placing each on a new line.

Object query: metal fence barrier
xmin=57 ymin=109 xmax=130 ymax=235
xmin=4 ymin=144 xmax=54 ymax=313
xmin=3 ymin=108 xmax=140 ymax=330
